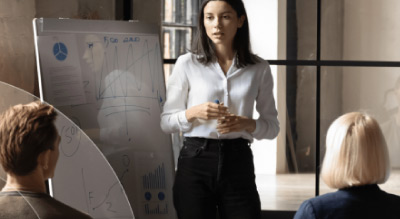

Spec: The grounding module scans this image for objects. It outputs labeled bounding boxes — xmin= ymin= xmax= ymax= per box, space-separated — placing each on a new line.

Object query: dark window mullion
xmin=163 ymin=59 xmax=400 ymax=67
xmin=316 ymin=0 xmax=322 ymax=197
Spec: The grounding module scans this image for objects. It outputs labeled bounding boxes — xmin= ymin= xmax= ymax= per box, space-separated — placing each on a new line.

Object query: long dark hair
xmin=192 ymin=0 xmax=259 ymax=68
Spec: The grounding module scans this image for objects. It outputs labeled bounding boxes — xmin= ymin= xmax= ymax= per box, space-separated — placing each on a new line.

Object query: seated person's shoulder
xmin=40 ymin=195 xmax=93 ymax=219
xmin=0 ymin=191 xmax=91 ymax=219
xmin=381 ymin=190 xmax=400 ymax=204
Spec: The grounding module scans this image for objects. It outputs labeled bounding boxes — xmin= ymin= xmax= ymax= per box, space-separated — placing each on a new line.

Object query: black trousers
xmin=173 ymin=137 xmax=261 ymax=219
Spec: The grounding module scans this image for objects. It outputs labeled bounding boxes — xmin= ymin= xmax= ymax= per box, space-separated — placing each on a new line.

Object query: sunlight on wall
xmin=243 ymin=0 xmax=278 ymax=174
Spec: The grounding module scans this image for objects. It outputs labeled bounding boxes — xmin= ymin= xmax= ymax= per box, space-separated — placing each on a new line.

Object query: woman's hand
xmin=185 ymin=102 xmax=228 ymax=122
xmin=217 ymin=114 xmax=256 ymax=134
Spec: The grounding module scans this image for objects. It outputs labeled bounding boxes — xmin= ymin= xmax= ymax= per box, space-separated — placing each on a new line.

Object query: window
xmin=162 ymin=0 xmax=200 ymax=82
xmin=162 ymin=0 xmax=400 ymax=215
xmin=282 ymin=0 xmax=400 ymax=211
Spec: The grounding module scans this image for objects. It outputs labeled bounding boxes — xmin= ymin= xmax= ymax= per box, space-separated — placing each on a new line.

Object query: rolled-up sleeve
xmin=160 ymin=57 xmax=192 ymax=133
xmin=252 ymin=63 xmax=280 ymax=140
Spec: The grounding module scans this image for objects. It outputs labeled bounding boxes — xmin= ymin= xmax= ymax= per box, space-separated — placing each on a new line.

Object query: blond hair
xmin=321 ymin=112 xmax=390 ymax=189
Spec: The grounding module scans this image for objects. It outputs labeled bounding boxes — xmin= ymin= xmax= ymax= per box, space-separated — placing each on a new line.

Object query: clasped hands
xmin=185 ymin=102 xmax=256 ymax=134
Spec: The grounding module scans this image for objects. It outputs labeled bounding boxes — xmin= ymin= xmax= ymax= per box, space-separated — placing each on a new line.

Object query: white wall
xmin=341 ymin=0 xmax=400 ymax=168
xmin=0 ymin=0 xmax=37 ymax=94
xmin=243 ymin=0 xmax=284 ymax=174
xmin=342 ymin=0 xmax=400 ymax=114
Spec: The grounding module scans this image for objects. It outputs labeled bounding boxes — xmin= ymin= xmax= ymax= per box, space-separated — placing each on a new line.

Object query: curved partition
xmin=0 ymin=81 xmax=134 ymax=218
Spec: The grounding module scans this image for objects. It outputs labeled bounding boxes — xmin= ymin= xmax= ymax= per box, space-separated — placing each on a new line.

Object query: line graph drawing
xmin=86 ymin=36 xmax=163 ymax=101
xmin=91 ymin=181 xmax=120 ymax=211
xmin=81 ymin=167 xmax=123 ymax=213
xmin=83 ymin=34 xmax=165 ymax=139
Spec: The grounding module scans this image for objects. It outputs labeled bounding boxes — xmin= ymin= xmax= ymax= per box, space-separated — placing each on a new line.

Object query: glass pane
xmin=286 ymin=0 xmax=317 ymax=60
xmin=320 ymin=67 xmax=400 ymax=196
xmin=163 ymin=63 xmax=183 ymax=167
xmin=163 ymin=64 xmax=174 ymax=85
xmin=163 ymin=26 xmax=194 ymax=59
xmin=0 ymin=81 xmax=133 ymax=218
xmin=288 ymin=66 xmax=317 ymax=173
xmin=258 ymin=66 xmax=316 ymax=211
xmin=162 ymin=0 xmax=199 ymax=25
xmin=322 ymin=0 xmax=400 ymax=61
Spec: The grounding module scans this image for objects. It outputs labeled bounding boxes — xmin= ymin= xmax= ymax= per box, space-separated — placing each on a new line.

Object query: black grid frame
xmin=162 ymin=0 xmax=400 ymax=200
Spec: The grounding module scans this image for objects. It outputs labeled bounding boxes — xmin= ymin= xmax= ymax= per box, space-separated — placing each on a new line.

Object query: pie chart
xmin=53 ymin=42 xmax=68 ymax=61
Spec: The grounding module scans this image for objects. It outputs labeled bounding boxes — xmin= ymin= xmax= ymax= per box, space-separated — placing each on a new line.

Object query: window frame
xmin=161 ymin=0 xmax=400 ymax=216
xmin=162 ymin=0 xmax=400 ymax=195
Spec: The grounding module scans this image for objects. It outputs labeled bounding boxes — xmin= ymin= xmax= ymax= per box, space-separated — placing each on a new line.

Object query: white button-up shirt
xmin=160 ymin=53 xmax=279 ymax=142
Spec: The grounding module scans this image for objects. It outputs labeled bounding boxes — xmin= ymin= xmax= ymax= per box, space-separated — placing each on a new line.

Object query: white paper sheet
xmin=38 ymin=34 xmax=86 ymax=106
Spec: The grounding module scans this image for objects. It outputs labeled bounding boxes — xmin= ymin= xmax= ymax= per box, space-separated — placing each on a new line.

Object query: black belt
xmin=184 ymin=137 xmax=250 ymax=147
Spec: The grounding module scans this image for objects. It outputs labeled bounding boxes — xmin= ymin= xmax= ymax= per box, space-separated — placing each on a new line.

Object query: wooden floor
xmin=257 ymin=169 xmax=400 ymax=211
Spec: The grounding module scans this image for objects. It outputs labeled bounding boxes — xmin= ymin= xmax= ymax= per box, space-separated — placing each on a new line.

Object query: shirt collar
xmin=213 ymin=51 xmax=239 ymax=77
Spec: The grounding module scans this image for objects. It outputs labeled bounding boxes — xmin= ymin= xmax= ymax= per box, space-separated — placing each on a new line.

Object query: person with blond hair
xmin=294 ymin=112 xmax=400 ymax=219
xmin=0 ymin=101 xmax=92 ymax=219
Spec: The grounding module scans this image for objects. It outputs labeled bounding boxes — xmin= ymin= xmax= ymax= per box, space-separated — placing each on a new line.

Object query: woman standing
xmin=161 ymin=0 xmax=279 ymax=218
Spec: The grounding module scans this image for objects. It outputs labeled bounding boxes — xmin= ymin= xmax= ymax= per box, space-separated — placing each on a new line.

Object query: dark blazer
xmin=294 ymin=184 xmax=400 ymax=219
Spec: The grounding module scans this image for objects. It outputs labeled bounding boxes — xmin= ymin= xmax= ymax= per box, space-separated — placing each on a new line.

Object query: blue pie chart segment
xmin=53 ymin=42 xmax=68 ymax=61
